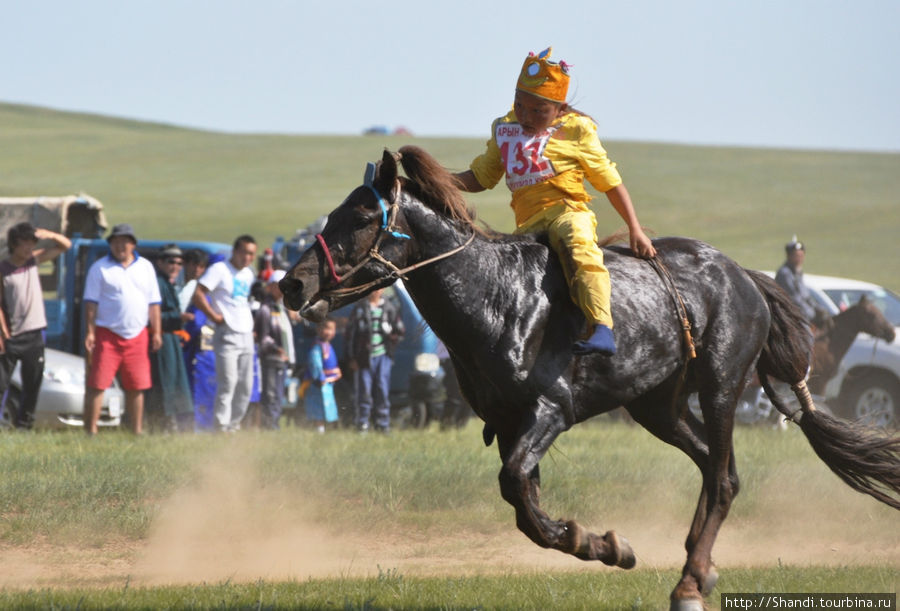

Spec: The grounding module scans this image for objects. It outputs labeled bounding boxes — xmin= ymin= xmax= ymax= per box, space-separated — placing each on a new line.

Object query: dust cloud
xmin=132 ymin=445 xmax=371 ymax=585
xmin=2 ymin=439 xmax=897 ymax=589
xmin=131 ymin=443 xmax=899 ymax=586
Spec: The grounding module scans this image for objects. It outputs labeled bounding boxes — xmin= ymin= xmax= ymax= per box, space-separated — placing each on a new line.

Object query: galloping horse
xmin=280 ymin=147 xmax=900 ymax=609
xmin=809 ymin=296 xmax=896 ymax=395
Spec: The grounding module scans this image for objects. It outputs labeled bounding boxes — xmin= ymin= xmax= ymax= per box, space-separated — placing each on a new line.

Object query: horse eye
xmin=353 ymin=209 xmax=378 ymax=229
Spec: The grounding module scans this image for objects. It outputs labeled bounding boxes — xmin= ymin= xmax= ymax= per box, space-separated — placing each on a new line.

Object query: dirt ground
xmin=2 ymin=452 xmax=898 ymax=590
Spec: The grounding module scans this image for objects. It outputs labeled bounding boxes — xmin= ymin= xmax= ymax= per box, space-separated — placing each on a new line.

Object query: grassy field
xmin=1 ymin=102 xmax=898 ymax=608
xmin=0 ymin=422 xmax=897 ymax=608
xmin=1 ymin=102 xmax=898 ymax=289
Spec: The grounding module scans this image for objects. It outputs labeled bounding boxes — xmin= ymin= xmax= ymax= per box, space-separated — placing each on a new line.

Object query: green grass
xmin=1 ymin=102 xmax=897 ymax=290
xmin=0 ymin=566 xmax=895 ymax=610
xmin=0 ymin=422 xmax=897 ymax=608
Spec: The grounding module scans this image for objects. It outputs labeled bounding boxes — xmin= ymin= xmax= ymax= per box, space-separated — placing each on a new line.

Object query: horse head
xmin=855 ymin=295 xmax=896 ymax=343
xmin=279 ymin=149 xmax=413 ymax=319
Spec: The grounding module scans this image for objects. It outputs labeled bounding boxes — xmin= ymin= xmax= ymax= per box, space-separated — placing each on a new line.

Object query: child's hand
xmin=630 ymin=229 xmax=657 ymax=259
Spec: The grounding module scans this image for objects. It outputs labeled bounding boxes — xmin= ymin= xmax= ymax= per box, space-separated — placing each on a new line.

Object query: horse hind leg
xmin=671 ymin=386 xmax=741 ymax=608
xmin=627 ymin=387 xmax=738 ymax=608
xmin=496 ymin=400 xmax=635 ymax=569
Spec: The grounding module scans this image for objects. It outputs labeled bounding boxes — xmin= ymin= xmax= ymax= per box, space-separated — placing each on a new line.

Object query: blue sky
xmin=4 ymin=0 xmax=899 ymax=151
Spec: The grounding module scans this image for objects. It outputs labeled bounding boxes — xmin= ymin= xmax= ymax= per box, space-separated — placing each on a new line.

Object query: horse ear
xmin=374 ymin=149 xmax=401 ymax=203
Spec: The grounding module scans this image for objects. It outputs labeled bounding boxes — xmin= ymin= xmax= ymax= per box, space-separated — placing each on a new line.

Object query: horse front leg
xmin=495 ymin=399 xmax=635 ymax=569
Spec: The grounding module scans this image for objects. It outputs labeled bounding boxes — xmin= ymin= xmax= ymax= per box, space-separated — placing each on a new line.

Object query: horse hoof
xmin=670 ymin=597 xmax=705 ymax=611
xmin=702 ymin=566 xmax=719 ymax=596
xmin=604 ymin=530 xmax=636 ymax=569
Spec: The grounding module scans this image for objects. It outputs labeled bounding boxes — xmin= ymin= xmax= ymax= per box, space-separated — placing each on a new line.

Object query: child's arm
xmin=452 ymin=170 xmax=486 ymax=193
xmin=605 ymin=184 xmax=657 ymax=259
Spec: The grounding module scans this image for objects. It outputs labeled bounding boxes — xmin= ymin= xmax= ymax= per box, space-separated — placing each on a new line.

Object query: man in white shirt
xmin=83 ymin=224 xmax=162 ymax=435
xmin=192 ymin=234 xmax=257 ymax=432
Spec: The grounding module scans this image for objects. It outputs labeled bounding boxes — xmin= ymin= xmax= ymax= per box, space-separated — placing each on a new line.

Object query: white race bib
xmin=496 ymin=123 xmax=559 ymax=191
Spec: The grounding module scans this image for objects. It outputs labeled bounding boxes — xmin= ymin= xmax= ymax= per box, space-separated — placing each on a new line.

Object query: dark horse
xmin=809 ymin=296 xmax=896 ymax=396
xmin=280 ymin=147 xmax=900 ymax=609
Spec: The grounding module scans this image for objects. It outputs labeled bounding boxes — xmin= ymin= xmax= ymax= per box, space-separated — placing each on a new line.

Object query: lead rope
xmin=648 ymin=257 xmax=696 ymax=361
xmin=647 ymin=257 xmax=697 ymax=415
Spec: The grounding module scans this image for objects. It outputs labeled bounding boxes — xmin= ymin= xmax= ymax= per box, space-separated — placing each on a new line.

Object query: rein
xmin=315 ymin=184 xmax=475 ymax=300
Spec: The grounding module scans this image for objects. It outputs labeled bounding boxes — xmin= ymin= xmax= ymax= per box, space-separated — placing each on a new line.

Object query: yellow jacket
xmin=469 ymin=110 xmax=623 ymax=227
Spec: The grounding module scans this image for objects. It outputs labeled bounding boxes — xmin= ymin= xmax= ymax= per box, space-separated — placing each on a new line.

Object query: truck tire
xmin=840 ymin=371 xmax=899 ymax=429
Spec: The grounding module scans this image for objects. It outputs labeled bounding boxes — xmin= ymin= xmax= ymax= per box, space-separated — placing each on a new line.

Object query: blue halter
xmin=315 ymin=159 xmax=475 ymax=296
xmin=363 ymin=162 xmax=410 ymax=241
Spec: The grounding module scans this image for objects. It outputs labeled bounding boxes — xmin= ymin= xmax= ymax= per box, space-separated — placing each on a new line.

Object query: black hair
xmin=183 ymin=248 xmax=209 ymax=267
xmin=7 ymin=222 xmax=37 ymax=253
xmin=233 ymin=234 xmax=256 ymax=250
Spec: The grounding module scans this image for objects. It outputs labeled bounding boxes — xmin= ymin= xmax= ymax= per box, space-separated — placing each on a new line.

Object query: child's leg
xmin=546 ymin=209 xmax=612 ymax=329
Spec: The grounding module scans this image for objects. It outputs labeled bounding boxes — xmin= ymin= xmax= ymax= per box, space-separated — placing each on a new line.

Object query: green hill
xmin=1 ymin=102 xmax=897 ymax=289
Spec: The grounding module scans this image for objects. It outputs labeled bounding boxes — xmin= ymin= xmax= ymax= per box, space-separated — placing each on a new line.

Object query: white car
xmin=0 ymin=347 xmax=124 ymax=430
xmin=800 ymin=274 xmax=900 ymax=428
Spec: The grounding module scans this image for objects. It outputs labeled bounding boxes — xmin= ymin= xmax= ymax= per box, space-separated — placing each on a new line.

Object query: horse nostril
xmin=278 ymin=275 xmax=301 ymax=295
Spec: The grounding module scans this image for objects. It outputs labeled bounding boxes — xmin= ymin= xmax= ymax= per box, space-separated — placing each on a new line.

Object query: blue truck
xmin=44 ymin=236 xmax=231 ymax=355
xmin=0 ymin=195 xmax=231 ymax=429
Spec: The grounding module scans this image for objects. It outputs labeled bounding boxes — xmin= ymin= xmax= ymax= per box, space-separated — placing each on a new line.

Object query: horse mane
xmin=397 ymin=145 xmax=495 ymax=237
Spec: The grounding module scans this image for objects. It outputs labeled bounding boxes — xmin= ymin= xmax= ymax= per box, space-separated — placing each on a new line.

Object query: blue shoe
xmin=573 ymin=325 xmax=617 ymax=356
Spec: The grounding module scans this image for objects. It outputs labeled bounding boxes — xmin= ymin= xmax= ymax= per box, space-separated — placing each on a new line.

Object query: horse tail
xmin=746 ymin=268 xmax=900 ymax=510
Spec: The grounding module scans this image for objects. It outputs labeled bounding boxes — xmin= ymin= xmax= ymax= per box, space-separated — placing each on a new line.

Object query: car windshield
xmin=823 ymin=287 xmax=900 ymax=326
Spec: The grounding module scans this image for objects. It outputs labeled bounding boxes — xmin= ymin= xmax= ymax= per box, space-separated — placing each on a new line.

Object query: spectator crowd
xmin=1 ymin=221 xmax=474 ymax=435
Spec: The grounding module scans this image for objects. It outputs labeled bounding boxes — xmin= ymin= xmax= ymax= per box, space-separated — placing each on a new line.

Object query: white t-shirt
xmin=83 ymin=254 xmax=161 ymax=339
xmin=198 ymin=260 xmax=255 ymax=333
xmin=178 ymin=278 xmax=197 ymax=313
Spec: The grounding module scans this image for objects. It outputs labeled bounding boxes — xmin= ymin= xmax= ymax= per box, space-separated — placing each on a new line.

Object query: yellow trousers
xmin=515 ymin=203 xmax=613 ymax=328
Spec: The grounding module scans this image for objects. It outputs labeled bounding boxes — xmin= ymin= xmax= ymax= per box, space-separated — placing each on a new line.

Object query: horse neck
xmin=826 ymin=307 xmax=864 ymax=362
xmin=399 ymin=202 xmax=532 ymax=351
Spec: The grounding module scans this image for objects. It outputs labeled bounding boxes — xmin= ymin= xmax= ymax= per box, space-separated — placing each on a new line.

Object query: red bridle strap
xmin=315 ymin=233 xmax=342 ymax=286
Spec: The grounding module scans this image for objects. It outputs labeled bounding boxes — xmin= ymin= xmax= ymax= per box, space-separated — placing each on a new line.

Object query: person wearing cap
xmin=775 ymin=236 xmax=821 ymax=323
xmin=82 ymin=223 xmax=162 ymax=435
xmin=453 ymin=47 xmax=656 ymax=357
xmin=192 ymin=234 xmax=257 ymax=432
xmin=145 ymin=244 xmax=194 ymax=432
xmin=0 ymin=222 xmax=71 ymax=429
xmin=253 ymin=269 xmax=296 ymax=429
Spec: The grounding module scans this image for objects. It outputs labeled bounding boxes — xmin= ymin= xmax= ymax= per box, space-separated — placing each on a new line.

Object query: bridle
xmin=314 ymin=170 xmax=475 ymax=300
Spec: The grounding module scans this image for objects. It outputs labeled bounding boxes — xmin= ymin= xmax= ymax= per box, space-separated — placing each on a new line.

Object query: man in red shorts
xmin=82 ymin=224 xmax=162 ymax=434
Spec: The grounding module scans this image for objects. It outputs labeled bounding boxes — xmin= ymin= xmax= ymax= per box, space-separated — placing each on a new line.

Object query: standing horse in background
xmin=279 ymin=147 xmax=900 ymax=610
xmin=809 ymin=296 xmax=896 ymax=395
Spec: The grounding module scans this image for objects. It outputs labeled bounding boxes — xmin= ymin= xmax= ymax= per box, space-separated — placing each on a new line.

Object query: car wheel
xmin=840 ymin=372 xmax=899 ymax=429
xmin=393 ymin=401 xmax=428 ymax=429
